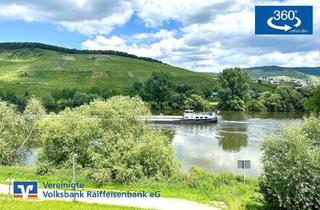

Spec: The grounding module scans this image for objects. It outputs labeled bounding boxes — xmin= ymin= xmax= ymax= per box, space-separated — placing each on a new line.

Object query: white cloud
xmin=132 ymin=29 xmax=176 ymax=40
xmin=0 ymin=4 xmax=43 ymax=22
xmin=0 ymin=0 xmax=134 ymax=35
xmin=59 ymin=10 xmax=133 ymax=35
xmin=136 ymin=0 xmax=251 ymax=27
xmin=82 ymin=35 xmax=182 ymax=58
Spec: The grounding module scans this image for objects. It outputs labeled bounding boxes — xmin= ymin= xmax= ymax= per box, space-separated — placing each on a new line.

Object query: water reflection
xmin=216 ymin=112 xmax=249 ymax=152
xmin=155 ymin=112 xmax=302 ymax=177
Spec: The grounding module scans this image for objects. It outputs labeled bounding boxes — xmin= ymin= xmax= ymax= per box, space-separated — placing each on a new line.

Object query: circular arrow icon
xmin=267 ymin=16 xmax=301 ymax=31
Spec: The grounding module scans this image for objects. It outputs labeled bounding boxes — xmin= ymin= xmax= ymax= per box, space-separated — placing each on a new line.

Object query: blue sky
xmin=0 ymin=0 xmax=319 ymax=72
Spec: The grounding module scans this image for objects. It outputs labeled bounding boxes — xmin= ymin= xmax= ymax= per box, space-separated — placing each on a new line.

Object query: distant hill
xmin=242 ymin=66 xmax=320 ymax=85
xmin=243 ymin=65 xmax=320 ymax=79
xmin=0 ymin=42 xmax=217 ymax=96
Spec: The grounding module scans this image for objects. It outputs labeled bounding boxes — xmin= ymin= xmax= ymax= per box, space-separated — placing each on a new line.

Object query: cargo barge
xmin=148 ymin=110 xmax=218 ymax=124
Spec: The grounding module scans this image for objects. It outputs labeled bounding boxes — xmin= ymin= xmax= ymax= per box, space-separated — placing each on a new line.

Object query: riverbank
xmin=0 ymin=166 xmax=265 ymax=210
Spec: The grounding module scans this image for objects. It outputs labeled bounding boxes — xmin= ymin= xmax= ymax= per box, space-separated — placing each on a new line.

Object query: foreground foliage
xmin=0 ymin=97 xmax=45 ymax=165
xmin=0 ymin=102 xmax=28 ymax=165
xmin=36 ymin=96 xmax=178 ymax=184
xmin=261 ymin=115 xmax=320 ymax=209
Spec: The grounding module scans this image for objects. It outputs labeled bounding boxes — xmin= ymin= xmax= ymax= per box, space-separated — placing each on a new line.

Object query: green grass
xmin=0 ymin=198 xmax=146 ymax=210
xmin=0 ymin=166 xmax=265 ymax=210
xmin=0 ymin=48 xmax=217 ymax=96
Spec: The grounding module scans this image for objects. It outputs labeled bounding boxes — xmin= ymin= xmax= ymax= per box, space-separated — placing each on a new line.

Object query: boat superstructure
xmin=147 ymin=110 xmax=218 ymax=124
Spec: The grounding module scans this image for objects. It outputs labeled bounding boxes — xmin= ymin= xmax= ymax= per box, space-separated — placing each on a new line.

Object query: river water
xmin=155 ymin=112 xmax=303 ymax=177
xmin=24 ymin=112 xmax=303 ymax=177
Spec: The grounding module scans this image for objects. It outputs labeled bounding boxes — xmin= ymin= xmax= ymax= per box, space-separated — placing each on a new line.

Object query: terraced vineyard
xmin=0 ymin=45 xmax=217 ymax=96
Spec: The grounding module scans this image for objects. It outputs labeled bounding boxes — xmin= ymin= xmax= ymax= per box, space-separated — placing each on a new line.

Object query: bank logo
xmin=13 ymin=181 xmax=38 ymax=199
xmin=255 ymin=6 xmax=313 ymax=34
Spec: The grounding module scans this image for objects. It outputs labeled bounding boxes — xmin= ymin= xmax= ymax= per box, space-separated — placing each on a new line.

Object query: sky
xmin=0 ymin=0 xmax=319 ymax=72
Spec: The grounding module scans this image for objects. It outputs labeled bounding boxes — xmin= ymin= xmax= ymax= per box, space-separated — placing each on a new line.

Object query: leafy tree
xmin=184 ymin=94 xmax=209 ymax=111
xmin=175 ymin=85 xmax=193 ymax=94
xmin=275 ymin=85 xmax=304 ymax=112
xmin=0 ymin=91 xmax=26 ymax=111
xmin=258 ymin=91 xmax=281 ymax=112
xmin=0 ymin=101 xmax=28 ymax=165
xmin=304 ymin=87 xmax=320 ymax=113
xmin=261 ymin=115 xmax=320 ymax=209
xmin=36 ymin=96 xmax=177 ymax=184
xmin=23 ymin=96 xmax=46 ymax=122
xmin=42 ymin=95 xmax=58 ymax=112
xmin=72 ymin=92 xmax=98 ymax=107
xmin=36 ymin=107 xmax=100 ymax=167
xmin=23 ymin=97 xmax=46 ymax=146
xmin=133 ymin=82 xmax=143 ymax=92
xmin=246 ymin=99 xmax=266 ymax=112
xmin=167 ymin=92 xmax=186 ymax=110
xmin=144 ymin=72 xmax=173 ymax=110
xmin=218 ymin=68 xmax=249 ymax=111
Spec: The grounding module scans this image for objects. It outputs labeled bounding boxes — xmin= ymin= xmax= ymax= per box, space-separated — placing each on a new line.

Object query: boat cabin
xmin=183 ymin=110 xmax=216 ymax=120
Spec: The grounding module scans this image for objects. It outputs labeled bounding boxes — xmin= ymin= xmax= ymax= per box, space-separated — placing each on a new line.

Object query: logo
xmin=255 ymin=6 xmax=313 ymax=34
xmin=13 ymin=181 xmax=38 ymax=199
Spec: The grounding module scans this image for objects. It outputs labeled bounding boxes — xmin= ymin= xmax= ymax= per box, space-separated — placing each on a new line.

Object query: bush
xmin=36 ymin=161 xmax=50 ymax=175
xmin=258 ymin=91 xmax=281 ymax=112
xmin=247 ymin=99 xmax=266 ymax=112
xmin=0 ymin=101 xmax=29 ymax=165
xmin=184 ymin=94 xmax=210 ymax=111
xmin=304 ymin=87 xmax=320 ymax=113
xmin=260 ymin=115 xmax=320 ymax=209
xmin=36 ymin=96 xmax=178 ymax=184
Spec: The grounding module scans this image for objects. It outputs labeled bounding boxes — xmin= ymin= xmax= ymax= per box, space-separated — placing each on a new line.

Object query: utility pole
xmin=72 ymin=153 xmax=78 ymax=201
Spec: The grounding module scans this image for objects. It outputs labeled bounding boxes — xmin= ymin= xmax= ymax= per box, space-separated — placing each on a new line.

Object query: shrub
xmin=184 ymin=94 xmax=210 ymax=111
xmin=0 ymin=101 xmax=29 ymax=165
xmin=260 ymin=115 xmax=320 ymax=209
xmin=36 ymin=96 xmax=178 ymax=184
xmin=247 ymin=99 xmax=266 ymax=112
xmin=36 ymin=161 xmax=50 ymax=175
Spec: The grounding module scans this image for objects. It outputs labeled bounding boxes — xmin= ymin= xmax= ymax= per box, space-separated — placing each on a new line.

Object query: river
xmin=155 ymin=111 xmax=303 ymax=177
xmin=24 ymin=112 xmax=303 ymax=178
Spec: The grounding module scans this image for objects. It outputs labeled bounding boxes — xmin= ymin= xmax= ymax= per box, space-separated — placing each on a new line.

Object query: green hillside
xmin=243 ymin=66 xmax=320 ymax=81
xmin=0 ymin=43 xmax=217 ymax=96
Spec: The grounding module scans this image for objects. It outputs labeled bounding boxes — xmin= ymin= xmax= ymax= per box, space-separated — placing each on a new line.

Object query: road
xmin=0 ymin=184 xmax=220 ymax=210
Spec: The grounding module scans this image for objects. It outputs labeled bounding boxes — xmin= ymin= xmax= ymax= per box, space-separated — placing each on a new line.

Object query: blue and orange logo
xmin=13 ymin=181 xmax=38 ymax=199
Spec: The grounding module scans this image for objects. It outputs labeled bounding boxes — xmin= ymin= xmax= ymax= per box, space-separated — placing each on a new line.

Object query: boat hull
xmin=181 ymin=118 xmax=218 ymax=124
xmin=149 ymin=116 xmax=218 ymax=124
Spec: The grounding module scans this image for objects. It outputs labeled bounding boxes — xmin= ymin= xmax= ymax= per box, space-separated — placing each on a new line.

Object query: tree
xmin=275 ymin=85 xmax=304 ymax=112
xmin=261 ymin=115 xmax=320 ymax=209
xmin=23 ymin=96 xmax=46 ymax=122
xmin=0 ymin=101 xmax=28 ymax=165
xmin=36 ymin=107 xmax=100 ymax=167
xmin=258 ymin=91 xmax=281 ymax=112
xmin=218 ymin=68 xmax=249 ymax=111
xmin=167 ymin=92 xmax=186 ymax=110
xmin=144 ymin=72 xmax=173 ymax=110
xmin=304 ymin=87 xmax=320 ymax=113
xmin=36 ymin=96 xmax=177 ymax=184
xmin=184 ymin=94 xmax=209 ymax=111
xmin=246 ymin=99 xmax=266 ymax=112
